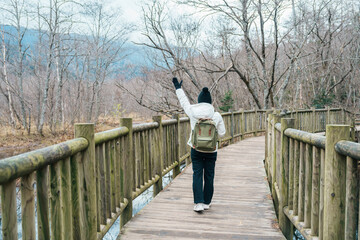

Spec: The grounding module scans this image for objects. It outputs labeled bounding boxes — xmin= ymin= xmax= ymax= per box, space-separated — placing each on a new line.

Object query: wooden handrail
xmin=0 ymin=137 xmax=88 ymax=184
xmin=265 ymin=109 xmax=359 ymax=240
xmin=161 ymin=119 xmax=177 ymax=126
xmin=94 ymin=126 xmax=129 ymax=144
xmin=335 ymin=140 xmax=360 ymax=160
xmin=2 ymin=107 xmax=357 ymax=240
xmin=284 ymin=128 xmax=326 ymax=149
xmin=132 ymin=122 xmax=159 ymax=132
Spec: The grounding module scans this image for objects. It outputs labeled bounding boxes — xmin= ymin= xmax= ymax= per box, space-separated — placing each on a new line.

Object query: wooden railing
xmin=266 ymin=108 xmax=358 ymax=239
xmin=0 ymin=109 xmax=267 ymax=240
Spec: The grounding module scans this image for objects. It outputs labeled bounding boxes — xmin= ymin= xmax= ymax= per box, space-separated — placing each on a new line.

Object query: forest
xmin=0 ymin=0 xmax=359 ymax=137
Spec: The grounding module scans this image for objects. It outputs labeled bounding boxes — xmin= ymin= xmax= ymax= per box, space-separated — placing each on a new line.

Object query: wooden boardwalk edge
xmin=119 ymin=136 xmax=285 ymax=239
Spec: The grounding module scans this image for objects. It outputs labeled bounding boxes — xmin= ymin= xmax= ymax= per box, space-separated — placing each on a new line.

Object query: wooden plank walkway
xmin=119 ymin=136 xmax=285 ymax=239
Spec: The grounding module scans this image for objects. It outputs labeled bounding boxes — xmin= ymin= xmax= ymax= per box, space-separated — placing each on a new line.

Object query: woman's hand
xmin=172 ymin=77 xmax=183 ymax=89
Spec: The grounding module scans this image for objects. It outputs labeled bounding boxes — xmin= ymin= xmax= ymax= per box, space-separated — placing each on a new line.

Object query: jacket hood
xmin=190 ymin=103 xmax=215 ymax=119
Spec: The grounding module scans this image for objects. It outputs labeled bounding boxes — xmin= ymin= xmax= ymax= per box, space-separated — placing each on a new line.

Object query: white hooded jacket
xmin=176 ymin=89 xmax=226 ymax=151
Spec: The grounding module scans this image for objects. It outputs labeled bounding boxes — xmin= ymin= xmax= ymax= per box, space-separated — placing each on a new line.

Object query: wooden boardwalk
xmin=119 ymin=136 xmax=285 ymax=239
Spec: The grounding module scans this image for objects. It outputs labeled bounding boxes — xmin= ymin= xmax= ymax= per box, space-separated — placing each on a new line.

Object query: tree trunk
xmin=12 ymin=0 xmax=29 ymax=130
xmin=38 ymin=61 xmax=52 ymax=135
xmin=38 ymin=32 xmax=55 ymax=135
xmin=2 ymin=38 xmax=17 ymax=128
xmin=53 ymin=38 xmax=62 ymax=131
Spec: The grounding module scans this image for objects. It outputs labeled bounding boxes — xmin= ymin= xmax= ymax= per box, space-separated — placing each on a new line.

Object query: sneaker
xmin=193 ymin=203 xmax=204 ymax=212
xmin=203 ymin=203 xmax=211 ymax=210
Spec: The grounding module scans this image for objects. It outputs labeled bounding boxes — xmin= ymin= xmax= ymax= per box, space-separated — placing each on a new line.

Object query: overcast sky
xmin=111 ymin=0 xmax=143 ymax=24
xmin=0 ymin=0 xmax=292 ymax=44
xmin=108 ymin=0 xmax=153 ymax=41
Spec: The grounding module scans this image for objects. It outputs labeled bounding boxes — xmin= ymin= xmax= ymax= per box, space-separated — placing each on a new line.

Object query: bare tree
xmin=0 ymin=0 xmax=359 ymax=132
xmin=116 ymin=0 xmax=208 ymax=113
xmin=0 ymin=0 xmax=134 ymax=130
xmin=287 ymin=0 xmax=356 ymax=108
xmin=3 ymin=0 xmax=30 ymax=130
xmin=35 ymin=0 xmax=71 ymax=135
xmin=52 ymin=21 xmax=74 ymax=131
xmin=0 ymin=28 xmax=17 ymax=127
xmin=81 ymin=1 xmax=130 ymax=122
xmin=139 ymin=0 xmax=202 ymax=94
xmin=0 ymin=0 xmax=32 ymax=132
xmin=176 ymin=0 xmax=286 ymax=108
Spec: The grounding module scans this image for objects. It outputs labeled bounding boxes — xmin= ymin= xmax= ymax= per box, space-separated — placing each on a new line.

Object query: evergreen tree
xmin=312 ymin=90 xmax=335 ymax=108
xmin=220 ymin=90 xmax=234 ymax=112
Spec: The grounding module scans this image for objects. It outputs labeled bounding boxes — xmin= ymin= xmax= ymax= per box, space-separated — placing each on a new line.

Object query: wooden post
xmin=140 ymin=132 xmax=146 ymax=186
xmin=311 ymin=146 xmax=320 ymax=236
xmin=293 ymin=140 xmax=300 ymax=216
xmin=266 ymin=113 xmax=273 ymax=181
xmin=230 ymin=110 xmax=235 ymax=143
xmin=74 ymin=123 xmax=97 ymax=240
xmin=173 ymin=114 xmax=181 ymax=177
xmin=288 ymin=139 xmax=294 ymax=210
xmin=98 ymin=143 xmax=107 ymax=225
xmin=109 ymin=141 xmax=116 ymax=214
xmin=115 ymin=138 xmax=121 ymax=209
xmin=304 ymin=143 xmax=313 ymax=228
xmin=102 ymin=142 xmax=111 ymax=219
xmin=279 ymin=118 xmax=295 ymax=239
xmin=350 ymin=118 xmax=356 ymax=141
xmin=312 ymin=107 xmax=316 ymax=132
xmin=167 ymin=125 xmax=171 ymax=168
xmin=153 ymin=116 xmax=163 ymax=196
xmin=134 ymin=133 xmax=141 ymax=189
xmin=270 ymin=113 xmax=275 ymax=190
xmin=1 ymin=180 xmax=17 ymax=239
xmin=298 ymin=142 xmax=305 ymax=222
xmin=119 ymin=118 xmax=134 ymax=228
xmin=136 ymin=132 xmax=142 ymax=188
xmin=295 ymin=109 xmax=299 ymax=129
xmin=254 ymin=108 xmax=258 ymax=136
xmin=323 ymin=125 xmax=350 ymax=239
xmin=290 ymin=108 xmax=294 ymax=118
xmin=271 ymin=114 xmax=280 ymax=197
xmin=21 ymin=173 xmax=36 ymax=240
xmin=50 ymin=161 xmax=61 ymax=239
xmin=265 ymin=111 xmax=271 ymax=175
xmin=268 ymin=113 xmax=273 ymax=185
xmin=37 ymin=166 xmax=50 ymax=240
xmin=345 ymin=156 xmax=358 ymax=239
xmin=319 ymin=148 xmax=325 ymax=240
xmin=183 ymin=119 xmax=192 ymax=166
xmin=71 ymin=152 xmax=83 ymax=239
xmin=60 ymin=157 xmax=73 ymax=240
xmin=143 ymin=132 xmax=149 ymax=184
xmin=251 ymin=108 xmax=254 ymax=134
xmin=326 ymin=107 xmax=330 ymax=125
xmin=241 ymin=108 xmax=245 ymax=139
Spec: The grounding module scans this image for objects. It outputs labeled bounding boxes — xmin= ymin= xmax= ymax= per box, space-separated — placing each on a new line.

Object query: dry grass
xmin=0 ymin=113 xmax=152 ymax=159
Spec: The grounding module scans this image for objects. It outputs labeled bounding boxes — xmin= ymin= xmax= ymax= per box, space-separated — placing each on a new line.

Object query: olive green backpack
xmin=191 ymin=119 xmax=218 ymax=152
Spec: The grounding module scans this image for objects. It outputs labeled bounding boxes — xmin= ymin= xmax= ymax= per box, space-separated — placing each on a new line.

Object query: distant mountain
xmin=119 ymin=42 xmax=153 ymax=79
xmin=1 ymin=25 xmax=152 ymax=78
xmin=123 ymin=42 xmax=150 ymax=66
xmin=1 ymin=25 xmax=38 ymax=47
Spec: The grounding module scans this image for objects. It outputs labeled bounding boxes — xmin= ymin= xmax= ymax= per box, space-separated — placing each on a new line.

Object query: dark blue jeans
xmin=191 ymin=148 xmax=217 ymax=204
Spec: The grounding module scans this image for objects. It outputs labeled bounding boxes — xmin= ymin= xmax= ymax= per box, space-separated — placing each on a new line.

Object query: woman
xmin=172 ymin=77 xmax=226 ymax=212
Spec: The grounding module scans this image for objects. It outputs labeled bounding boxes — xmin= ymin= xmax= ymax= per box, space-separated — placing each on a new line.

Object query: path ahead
xmin=119 ymin=136 xmax=285 ymax=239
